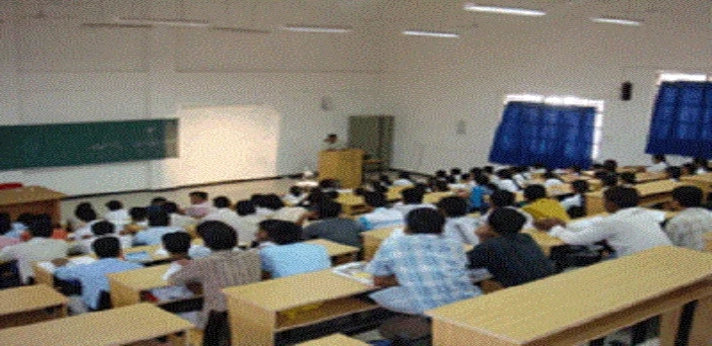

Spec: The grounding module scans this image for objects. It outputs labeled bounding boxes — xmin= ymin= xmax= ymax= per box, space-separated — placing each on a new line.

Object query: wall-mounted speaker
xmin=621 ymin=81 xmax=633 ymax=101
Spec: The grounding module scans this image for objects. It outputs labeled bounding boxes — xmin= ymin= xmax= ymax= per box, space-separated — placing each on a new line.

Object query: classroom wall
xmin=379 ymin=0 xmax=712 ymax=173
xmin=0 ymin=1 xmax=384 ymax=195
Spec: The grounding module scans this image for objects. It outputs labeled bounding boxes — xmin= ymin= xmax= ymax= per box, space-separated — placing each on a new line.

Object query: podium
xmin=0 ymin=186 xmax=66 ymax=224
xmin=318 ymin=149 xmax=364 ymax=189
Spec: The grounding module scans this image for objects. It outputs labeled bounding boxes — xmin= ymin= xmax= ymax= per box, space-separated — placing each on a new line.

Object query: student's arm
xmin=548 ymin=223 xmax=609 ymax=245
xmin=467 ymin=243 xmax=491 ymax=269
xmin=365 ymin=240 xmax=397 ymax=286
xmin=167 ymin=259 xmax=200 ymax=286
xmin=53 ymin=261 xmax=80 ymax=281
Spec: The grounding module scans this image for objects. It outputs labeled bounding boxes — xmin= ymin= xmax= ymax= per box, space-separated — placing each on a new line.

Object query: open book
xmin=332 ymin=261 xmax=373 ymax=285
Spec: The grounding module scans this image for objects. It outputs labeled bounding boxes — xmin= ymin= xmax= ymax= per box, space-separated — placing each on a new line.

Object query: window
xmin=646 ymin=73 xmax=712 ymax=158
xmin=488 ymin=94 xmax=604 ymax=169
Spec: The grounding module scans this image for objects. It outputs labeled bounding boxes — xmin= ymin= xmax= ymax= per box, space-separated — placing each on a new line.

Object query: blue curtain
xmin=488 ymin=101 xmax=596 ymax=169
xmin=646 ymin=81 xmax=712 ymax=158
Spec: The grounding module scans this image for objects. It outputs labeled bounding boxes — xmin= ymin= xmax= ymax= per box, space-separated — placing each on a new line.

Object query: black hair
xmin=603 ymin=186 xmax=640 ymax=209
xmin=406 ymin=208 xmax=445 ymax=234
xmin=189 ymin=191 xmax=209 ymax=200
xmin=75 ymin=207 xmax=98 ymax=223
xmin=379 ymin=174 xmax=393 ymax=185
xmin=653 ymin=154 xmax=667 ymax=162
xmin=129 ymin=207 xmax=148 ymax=221
xmin=151 ymin=197 xmax=167 ymax=205
xmin=162 ymin=232 xmax=192 ymax=255
xmin=488 ymin=208 xmax=525 ymax=234
xmin=619 ymin=172 xmax=636 ymax=185
xmin=672 ymin=186 xmax=703 ymax=208
xmin=364 ymin=191 xmax=387 ymax=208
xmin=490 ymin=190 xmax=515 ymax=208
xmin=450 ymin=168 xmax=462 ymax=176
xmin=603 ymin=159 xmax=618 ymax=173
xmin=148 ymin=210 xmax=170 ymax=227
xmin=543 ymin=171 xmax=560 ymax=181
xmin=437 ymin=197 xmax=468 ymax=217
xmin=318 ymin=201 xmax=342 ymax=218
xmin=16 ymin=213 xmax=35 ymax=225
xmin=198 ymin=221 xmax=238 ymax=250
xmin=435 ymin=170 xmax=447 ymax=178
xmin=523 ymin=185 xmax=547 ymax=201
xmin=693 ymin=157 xmax=710 ymax=171
xmin=105 ymin=200 xmax=123 ymax=211
xmin=289 ymin=186 xmax=303 ymax=196
xmin=666 ymin=166 xmax=682 ymax=180
xmin=571 ymin=180 xmax=590 ymax=194
xmin=433 ymin=180 xmax=450 ymax=192
xmin=213 ymin=196 xmax=231 ymax=209
xmin=483 ymin=166 xmax=494 ymax=175
xmin=235 ymin=200 xmax=256 ymax=216
xmin=261 ymin=194 xmax=285 ymax=210
xmin=0 ymin=213 xmax=11 ymax=235
xmin=600 ymin=174 xmax=618 ymax=188
xmin=496 ymin=169 xmax=513 ymax=180
xmin=401 ymin=188 xmax=425 ymax=205
xmin=370 ymin=181 xmax=388 ymax=194
xmin=75 ymin=202 xmax=94 ymax=212
xmin=398 ymin=172 xmax=411 ymax=180
xmin=91 ymin=221 xmax=116 ymax=236
xmin=260 ymin=219 xmax=302 ymax=245
xmin=28 ymin=215 xmax=53 ymax=238
xmin=163 ymin=202 xmax=179 ymax=214
xmin=93 ymin=237 xmax=121 ymax=258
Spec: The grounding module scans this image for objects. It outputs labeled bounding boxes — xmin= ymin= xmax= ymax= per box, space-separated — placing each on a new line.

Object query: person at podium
xmin=321 ymin=133 xmax=347 ymax=151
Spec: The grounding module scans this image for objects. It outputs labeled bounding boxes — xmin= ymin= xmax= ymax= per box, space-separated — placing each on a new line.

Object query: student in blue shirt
xmin=54 ymin=237 xmax=143 ymax=311
xmin=133 ymin=210 xmax=185 ymax=246
xmin=357 ymin=192 xmax=404 ymax=231
xmin=258 ymin=220 xmax=330 ymax=278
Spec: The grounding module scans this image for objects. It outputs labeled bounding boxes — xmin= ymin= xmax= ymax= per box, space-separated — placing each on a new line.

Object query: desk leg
xmin=659 ymin=307 xmax=682 ymax=346
xmin=228 ymin=298 xmax=276 ymax=346
xmin=688 ymin=295 xmax=712 ymax=345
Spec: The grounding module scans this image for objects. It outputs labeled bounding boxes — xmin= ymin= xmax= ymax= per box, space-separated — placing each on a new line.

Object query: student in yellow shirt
xmin=521 ymin=185 xmax=570 ymax=222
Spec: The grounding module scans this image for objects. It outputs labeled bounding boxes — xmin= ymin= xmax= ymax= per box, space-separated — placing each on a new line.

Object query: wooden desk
xmin=585 ymin=180 xmax=685 ymax=215
xmin=0 ymin=303 xmax=194 ymax=346
xmin=515 ymin=184 xmax=574 ymax=203
xmin=0 ymin=186 xmax=66 ymax=224
xmin=521 ymin=229 xmax=564 ymax=257
xmin=681 ymin=172 xmax=712 ymax=197
xmin=108 ymin=264 xmax=173 ymax=308
xmin=224 ymin=269 xmax=378 ymax=346
xmin=305 ymin=239 xmax=359 ymax=264
xmin=296 ymin=333 xmax=369 ymax=345
xmin=635 ymin=172 xmax=668 ymax=183
xmin=427 ymin=246 xmax=712 ymax=346
xmin=0 ymin=284 xmax=68 ymax=329
xmin=423 ymin=191 xmax=452 ymax=204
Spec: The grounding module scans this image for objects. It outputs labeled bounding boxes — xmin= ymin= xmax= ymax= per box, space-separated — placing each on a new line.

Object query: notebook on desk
xmin=124 ymin=251 xmax=152 ymax=263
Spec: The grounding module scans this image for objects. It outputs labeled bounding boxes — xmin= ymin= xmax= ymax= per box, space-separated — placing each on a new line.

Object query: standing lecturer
xmin=321 ymin=134 xmax=347 ymax=151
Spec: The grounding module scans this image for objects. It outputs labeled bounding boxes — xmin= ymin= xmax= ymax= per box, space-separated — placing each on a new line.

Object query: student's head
xmin=0 ymin=213 xmax=11 ymax=235
xmin=543 ymin=171 xmax=559 ymax=180
xmin=487 ymin=208 xmax=526 ymax=235
xmin=600 ymin=173 xmax=619 ymax=188
xmin=92 ymin=237 xmax=121 ymax=259
xmin=603 ymin=159 xmax=618 ymax=173
xmin=129 ymin=207 xmax=148 ymax=222
xmin=571 ymin=180 xmax=590 ymax=194
xmin=261 ymin=194 xmax=285 ymax=210
xmin=683 ymin=163 xmax=697 ymax=175
xmin=259 ymin=220 xmax=302 ymax=245
xmin=398 ymin=172 xmax=411 ymax=180
xmin=379 ymin=174 xmax=392 ymax=183
xmin=75 ymin=207 xmax=98 ymax=223
xmin=162 ymin=232 xmax=192 ymax=256
xmin=435 ymin=170 xmax=447 ymax=178
xmin=317 ymin=201 xmax=342 ymax=219
xmin=401 ymin=188 xmax=424 ymax=205
xmin=28 ymin=215 xmax=53 ymax=238
xmin=665 ymin=166 xmax=682 ymax=180
xmin=523 ymin=185 xmax=547 ymax=202
xmin=652 ymin=154 xmax=667 ymax=163
xmin=16 ymin=213 xmax=35 ymax=226
xmin=235 ymin=200 xmax=256 ymax=216
xmin=197 ymin=221 xmax=238 ymax=250
xmin=251 ymin=194 xmax=266 ymax=207
xmin=289 ymin=186 xmax=303 ymax=197
xmin=496 ymin=169 xmax=513 ymax=180
xmin=603 ymin=186 xmax=640 ymax=212
xmin=570 ymin=165 xmax=582 ymax=174
xmin=148 ymin=210 xmax=170 ymax=227
xmin=75 ymin=202 xmax=93 ymax=213
xmin=460 ymin=173 xmax=471 ymax=181
xmin=163 ymin=202 xmax=179 ymax=214
xmin=672 ymin=186 xmax=704 ymax=208
xmin=470 ymin=167 xmax=483 ymax=177
xmin=474 ymin=174 xmax=490 ymax=186
xmin=693 ymin=157 xmax=710 ymax=170
xmin=490 ymin=190 xmax=515 ymax=208
xmin=363 ymin=192 xmax=387 ymax=208
xmin=437 ymin=197 xmax=468 ymax=217
xmin=326 ymin=133 xmax=338 ymax=143
xmin=405 ymin=208 xmax=445 ymax=234
xmin=213 ymin=196 xmax=231 ymax=209
xmin=150 ymin=197 xmax=167 ymax=206
xmin=189 ymin=191 xmax=209 ymax=204
xmin=91 ymin=221 xmax=115 ymax=236
xmin=105 ymin=200 xmax=123 ymax=211
xmin=433 ymin=180 xmax=450 ymax=192
xmin=483 ymin=166 xmax=494 ymax=175
xmin=450 ymin=168 xmax=462 ymax=176
xmin=619 ymin=172 xmax=636 ymax=185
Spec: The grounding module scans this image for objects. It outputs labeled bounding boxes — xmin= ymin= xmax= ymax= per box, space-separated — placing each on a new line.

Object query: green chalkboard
xmin=0 ymin=119 xmax=178 ymax=170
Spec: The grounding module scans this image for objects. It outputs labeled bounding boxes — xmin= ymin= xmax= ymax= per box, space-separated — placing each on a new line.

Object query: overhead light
xmin=115 ymin=17 xmax=210 ymax=28
xmin=591 ymin=17 xmax=642 ymax=26
xmin=209 ymin=26 xmax=271 ymax=34
xmin=463 ymin=3 xmax=546 ymax=16
xmin=403 ymin=30 xmax=459 ymax=38
xmin=281 ymin=25 xmax=352 ymax=33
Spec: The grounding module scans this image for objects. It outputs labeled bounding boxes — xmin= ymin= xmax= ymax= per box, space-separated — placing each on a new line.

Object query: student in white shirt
xmin=233 ymin=200 xmax=263 ymax=245
xmin=358 ymin=192 xmax=404 ymax=231
xmin=392 ymin=187 xmax=436 ymax=217
xmin=202 ymin=196 xmax=243 ymax=233
xmin=665 ymin=166 xmax=683 ymax=182
xmin=537 ymin=186 xmax=672 ymax=257
xmin=185 ymin=191 xmax=214 ymax=219
xmin=104 ymin=200 xmax=130 ymax=228
xmin=164 ymin=202 xmax=197 ymax=230
xmin=72 ymin=207 xmax=101 ymax=240
xmin=437 ymin=196 xmax=480 ymax=245
xmin=646 ymin=154 xmax=669 ymax=173
xmin=75 ymin=221 xmax=133 ymax=254
xmin=494 ymin=169 xmax=520 ymax=193
xmin=392 ymin=172 xmax=415 ymax=187
xmin=542 ymin=171 xmax=565 ymax=187
xmin=664 ymin=186 xmax=712 ymax=251
xmin=282 ymin=186 xmax=306 ymax=206
xmin=560 ymin=180 xmax=589 ymax=218
xmin=692 ymin=157 xmax=711 ymax=174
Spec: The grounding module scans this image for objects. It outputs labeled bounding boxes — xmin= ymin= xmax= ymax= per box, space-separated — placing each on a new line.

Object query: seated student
xmin=71 ymin=206 xmax=101 ymax=240
xmin=0 ymin=213 xmax=20 ymax=249
xmin=560 ymin=180 xmax=589 ymax=218
xmin=619 ymin=172 xmax=637 ymax=187
xmin=233 ymin=200 xmax=262 ymax=245
xmin=434 ymin=170 xmax=449 ymax=183
xmin=164 ymin=201 xmax=197 ymax=230
xmin=104 ymin=200 xmax=129 ymax=227
xmin=264 ymin=194 xmax=308 ymax=223
xmin=378 ymin=174 xmax=393 ymax=189
xmin=252 ymin=194 xmax=276 ymax=218
xmin=202 ymin=196 xmax=242 ymax=232
xmin=512 ymin=167 xmax=529 ymax=188
xmin=437 ymin=196 xmax=480 ymax=245
xmin=468 ymin=208 xmax=555 ymax=288
xmin=68 ymin=202 xmax=94 ymax=231
xmin=392 ymin=172 xmax=415 ymax=187
xmin=692 ymin=157 xmax=711 ymax=174
xmin=54 ymin=237 xmax=143 ymax=312
xmin=542 ymin=171 xmax=565 ymax=187
xmin=665 ymin=166 xmax=683 ymax=182
xmin=133 ymin=210 xmax=185 ymax=246
xmin=258 ymin=220 xmax=331 ymax=278
xmin=494 ymin=169 xmax=520 ymax=193
xmin=469 ymin=174 xmax=496 ymax=213
xmin=126 ymin=206 xmax=149 ymax=233
xmin=647 ymin=154 xmax=669 ymax=173
xmin=168 ymin=221 xmax=261 ymax=346
xmin=521 ymin=185 xmax=570 ymax=222
xmin=366 ymin=208 xmax=480 ymax=315
xmin=392 ymin=188 xmax=436 ymax=216
xmin=602 ymin=159 xmax=618 ymax=174
xmin=302 ymin=201 xmax=364 ymax=248
xmin=282 ymin=186 xmax=306 ymax=206
xmin=479 ymin=190 xmax=534 ymax=229
xmin=664 ymin=186 xmax=712 ymax=251
xmin=537 ymin=186 xmax=672 ymax=257
xmin=0 ymin=216 xmax=70 ymax=284
xmin=185 ymin=191 xmax=214 ymax=219
xmin=599 ymin=172 xmax=619 ymax=190
xmin=162 ymin=232 xmax=194 ymax=260
xmin=147 ymin=196 xmax=168 ymax=214
xmin=75 ymin=221 xmax=133 ymax=254
xmin=357 ymin=192 xmax=405 ymax=231
xmin=449 ymin=168 xmax=463 ymax=183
